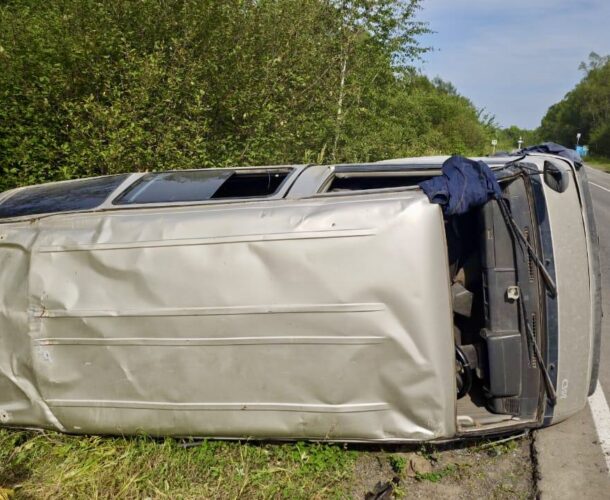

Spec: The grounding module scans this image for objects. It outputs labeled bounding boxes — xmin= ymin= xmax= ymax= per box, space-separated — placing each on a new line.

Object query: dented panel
xmin=0 ymin=192 xmax=455 ymax=441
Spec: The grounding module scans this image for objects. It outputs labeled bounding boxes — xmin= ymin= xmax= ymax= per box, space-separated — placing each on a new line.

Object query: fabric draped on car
xmin=418 ymin=155 xmax=502 ymax=216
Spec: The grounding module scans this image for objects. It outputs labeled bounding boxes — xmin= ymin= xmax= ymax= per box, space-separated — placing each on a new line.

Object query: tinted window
xmin=113 ymin=169 xmax=290 ymax=205
xmin=0 ymin=175 xmax=129 ymax=219
xmin=327 ymin=175 xmax=431 ymax=192
xmin=212 ymin=172 xmax=289 ymax=199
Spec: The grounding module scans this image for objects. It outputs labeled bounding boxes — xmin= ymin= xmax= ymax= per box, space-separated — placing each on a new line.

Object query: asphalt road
xmin=588 ymin=167 xmax=610 ymax=392
xmin=536 ymin=166 xmax=610 ymax=498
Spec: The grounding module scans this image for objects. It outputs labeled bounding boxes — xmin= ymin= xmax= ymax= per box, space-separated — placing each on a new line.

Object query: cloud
xmin=416 ymin=0 xmax=610 ymax=128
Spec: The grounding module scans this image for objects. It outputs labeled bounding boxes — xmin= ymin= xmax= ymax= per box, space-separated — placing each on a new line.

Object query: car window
xmin=113 ymin=169 xmax=292 ymax=205
xmin=0 ymin=175 xmax=129 ymax=219
xmin=325 ymin=174 xmax=432 ymax=192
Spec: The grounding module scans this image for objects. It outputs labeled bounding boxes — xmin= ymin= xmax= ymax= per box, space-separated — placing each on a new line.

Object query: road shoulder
xmin=535 ymin=405 xmax=610 ymax=498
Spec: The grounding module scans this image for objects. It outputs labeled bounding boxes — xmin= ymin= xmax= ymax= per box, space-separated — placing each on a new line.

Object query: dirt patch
xmin=351 ymin=436 xmax=534 ymax=499
xmin=350 ymin=451 xmax=397 ymax=496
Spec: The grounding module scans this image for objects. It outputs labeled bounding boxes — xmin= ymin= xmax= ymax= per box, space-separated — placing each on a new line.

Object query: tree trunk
xmin=332 ymin=51 xmax=348 ymax=161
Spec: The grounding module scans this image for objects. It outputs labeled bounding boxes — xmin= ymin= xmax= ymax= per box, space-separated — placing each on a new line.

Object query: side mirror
xmin=543 ymin=160 xmax=570 ymax=193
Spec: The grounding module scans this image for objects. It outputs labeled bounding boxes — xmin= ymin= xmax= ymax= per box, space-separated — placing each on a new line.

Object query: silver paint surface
xmin=0 ymin=191 xmax=456 ymax=441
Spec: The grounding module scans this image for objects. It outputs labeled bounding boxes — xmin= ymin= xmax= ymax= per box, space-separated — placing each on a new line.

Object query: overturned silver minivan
xmin=0 ymin=151 xmax=601 ymax=442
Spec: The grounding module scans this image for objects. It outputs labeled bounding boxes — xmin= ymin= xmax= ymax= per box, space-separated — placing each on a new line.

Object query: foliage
xmin=493 ymin=125 xmax=540 ymax=152
xmin=0 ymin=0 xmax=493 ymax=192
xmin=388 ymin=454 xmax=408 ymax=474
xmin=538 ymin=52 xmax=610 ymax=157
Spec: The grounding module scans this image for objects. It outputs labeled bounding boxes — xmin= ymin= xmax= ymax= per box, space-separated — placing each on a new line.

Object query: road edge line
xmin=589 ymin=182 xmax=610 ymax=194
xmin=588 ymin=382 xmax=610 ymax=474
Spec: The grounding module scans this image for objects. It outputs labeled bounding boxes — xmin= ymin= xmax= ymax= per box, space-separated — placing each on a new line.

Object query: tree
xmin=0 ymin=0 xmax=492 ymax=192
xmin=578 ymin=52 xmax=610 ymax=74
xmin=539 ymin=53 xmax=610 ymax=156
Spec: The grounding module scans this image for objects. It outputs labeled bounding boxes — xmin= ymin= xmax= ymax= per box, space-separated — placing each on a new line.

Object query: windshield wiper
xmin=517 ymin=287 xmax=558 ymax=405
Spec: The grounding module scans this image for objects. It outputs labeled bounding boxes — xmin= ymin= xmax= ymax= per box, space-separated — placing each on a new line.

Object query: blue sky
xmin=416 ymin=0 xmax=610 ymax=129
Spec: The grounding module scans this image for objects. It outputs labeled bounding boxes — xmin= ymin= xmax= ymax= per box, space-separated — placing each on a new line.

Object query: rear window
xmin=0 ymin=175 xmax=129 ymax=219
xmin=113 ymin=169 xmax=291 ymax=205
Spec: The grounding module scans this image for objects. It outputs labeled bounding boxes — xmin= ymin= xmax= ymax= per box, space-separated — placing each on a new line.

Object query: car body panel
xmin=0 ymin=191 xmax=456 ymax=441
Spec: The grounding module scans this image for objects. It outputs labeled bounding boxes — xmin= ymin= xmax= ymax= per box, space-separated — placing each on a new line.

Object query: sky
xmin=416 ymin=0 xmax=610 ymax=129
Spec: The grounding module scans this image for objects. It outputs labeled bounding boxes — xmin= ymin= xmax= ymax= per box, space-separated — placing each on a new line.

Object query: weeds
xmin=415 ymin=464 xmax=458 ymax=483
xmin=484 ymin=438 xmax=519 ymax=457
xmin=0 ymin=430 xmax=355 ymax=499
xmin=0 ymin=430 xmax=535 ymax=497
xmin=388 ymin=454 xmax=407 ymax=475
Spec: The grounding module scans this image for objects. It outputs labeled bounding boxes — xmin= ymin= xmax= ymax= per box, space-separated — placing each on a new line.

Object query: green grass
xmin=0 ymin=430 xmax=535 ymax=498
xmin=0 ymin=430 xmax=356 ymax=499
xmin=388 ymin=454 xmax=408 ymax=475
xmin=586 ymin=156 xmax=610 ymax=173
xmin=415 ymin=464 xmax=458 ymax=483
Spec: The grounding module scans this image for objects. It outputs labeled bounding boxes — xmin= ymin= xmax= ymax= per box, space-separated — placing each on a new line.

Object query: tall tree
xmin=539 ymin=52 xmax=610 ymax=156
xmin=0 ymin=0 xmax=492 ymax=192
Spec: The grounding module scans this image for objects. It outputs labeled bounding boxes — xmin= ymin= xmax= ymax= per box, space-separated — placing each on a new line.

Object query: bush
xmin=0 ymin=0 xmax=492 ymax=192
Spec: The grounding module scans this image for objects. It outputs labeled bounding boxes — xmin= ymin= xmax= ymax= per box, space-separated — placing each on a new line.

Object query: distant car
xmin=0 ymin=152 xmax=601 ymax=442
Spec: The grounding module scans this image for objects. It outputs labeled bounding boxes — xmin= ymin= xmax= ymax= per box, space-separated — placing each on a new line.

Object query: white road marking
xmin=589 ymin=383 xmax=610 ymax=474
xmin=590 ymin=182 xmax=610 ymax=194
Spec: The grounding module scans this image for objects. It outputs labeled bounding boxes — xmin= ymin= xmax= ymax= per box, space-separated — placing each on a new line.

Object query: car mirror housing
xmin=543 ymin=160 xmax=570 ymax=193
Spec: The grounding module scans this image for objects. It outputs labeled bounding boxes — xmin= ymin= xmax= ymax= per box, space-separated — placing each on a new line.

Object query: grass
xmin=415 ymin=464 xmax=459 ymax=483
xmin=388 ymin=454 xmax=408 ymax=475
xmin=0 ymin=430 xmax=356 ymax=499
xmin=586 ymin=156 xmax=610 ymax=173
xmin=0 ymin=429 xmax=534 ymax=498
